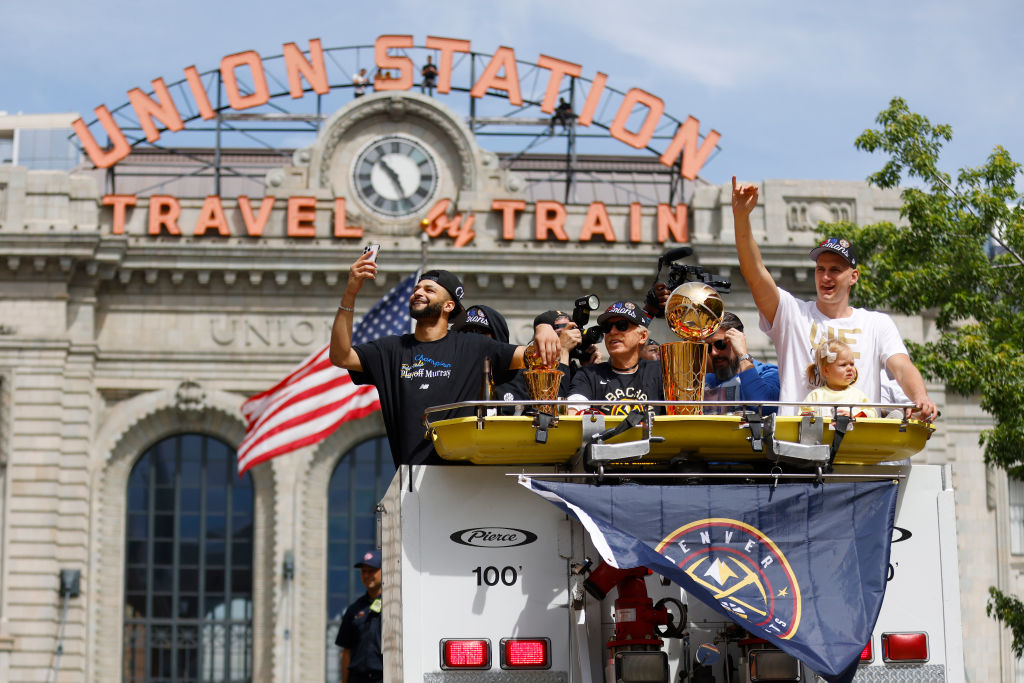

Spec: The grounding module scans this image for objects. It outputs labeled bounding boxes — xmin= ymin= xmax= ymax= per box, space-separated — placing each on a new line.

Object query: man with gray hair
xmin=703 ymin=311 xmax=780 ymax=414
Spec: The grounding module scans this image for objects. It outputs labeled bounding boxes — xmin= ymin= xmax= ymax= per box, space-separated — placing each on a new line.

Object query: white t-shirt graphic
xmin=760 ymin=289 xmax=909 ymax=415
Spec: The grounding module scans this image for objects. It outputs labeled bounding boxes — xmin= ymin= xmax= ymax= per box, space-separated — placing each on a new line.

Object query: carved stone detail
xmin=785 ymin=197 xmax=855 ymax=231
xmin=174 ymin=379 xmax=206 ymax=412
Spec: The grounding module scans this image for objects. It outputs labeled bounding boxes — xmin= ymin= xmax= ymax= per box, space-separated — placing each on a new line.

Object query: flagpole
xmin=416 ymin=232 xmax=429 ymax=333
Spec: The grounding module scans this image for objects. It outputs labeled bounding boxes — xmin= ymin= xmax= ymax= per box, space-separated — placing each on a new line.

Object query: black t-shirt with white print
xmin=351 ymin=332 xmax=517 ymax=466
xmin=567 ymin=359 xmax=664 ymax=415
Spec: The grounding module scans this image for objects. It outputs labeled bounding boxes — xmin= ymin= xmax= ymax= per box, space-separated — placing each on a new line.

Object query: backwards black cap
xmin=419 ymin=269 xmax=465 ymax=314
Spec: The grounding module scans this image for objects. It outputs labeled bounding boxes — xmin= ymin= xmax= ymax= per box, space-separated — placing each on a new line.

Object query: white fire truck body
xmin=378 ymin=410 xmax=964 ymax=683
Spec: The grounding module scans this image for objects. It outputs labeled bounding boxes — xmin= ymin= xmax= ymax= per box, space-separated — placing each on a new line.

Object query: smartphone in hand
xmin=363 ymin=243 xmax=381 ymax=262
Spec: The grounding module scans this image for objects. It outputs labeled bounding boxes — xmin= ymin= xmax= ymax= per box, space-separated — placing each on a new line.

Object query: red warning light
xmin=501 ymin=638 xmax=550 ymax=669
xmin=441 ymin=639 xmax=490 ymax=669
xmin=881 ymin=632 xmax=928 ymax=663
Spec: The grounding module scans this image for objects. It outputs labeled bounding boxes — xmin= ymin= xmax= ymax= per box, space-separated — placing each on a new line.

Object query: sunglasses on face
xmin=708 ymin=339 xmax=729 ymax=351
xmin=552 ymin=323 xmax=568 ymax=331
xmin=599 ymin=320 xmax=633 ymax=334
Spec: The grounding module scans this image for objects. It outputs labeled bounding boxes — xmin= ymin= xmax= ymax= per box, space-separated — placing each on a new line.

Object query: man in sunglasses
xmin=566 ymin=301 xmax=664 ymax=416
xmin=731 ymin=176 xmax=937 ymax=421
xmin=703 ymin=312 xmax=779 ymax=415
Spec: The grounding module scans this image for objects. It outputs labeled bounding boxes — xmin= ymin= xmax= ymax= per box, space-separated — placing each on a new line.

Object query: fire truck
xmin=376 ymin=400 xmax=964 ymax=683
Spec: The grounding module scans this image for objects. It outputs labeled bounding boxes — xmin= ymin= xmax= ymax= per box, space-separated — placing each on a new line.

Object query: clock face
xmin=352 ymin=135 xmax=439 ymax=217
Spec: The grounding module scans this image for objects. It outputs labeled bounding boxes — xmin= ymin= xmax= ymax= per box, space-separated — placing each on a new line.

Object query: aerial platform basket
xmin=425 ymin=400 xmax=935 ymax=467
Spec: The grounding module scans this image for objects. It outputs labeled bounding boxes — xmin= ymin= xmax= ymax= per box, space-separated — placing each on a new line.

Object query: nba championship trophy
xmin=660 ymin=282 xmax=725 ymax=415
xmin=523 ymin=342 xmax=563 ymax=415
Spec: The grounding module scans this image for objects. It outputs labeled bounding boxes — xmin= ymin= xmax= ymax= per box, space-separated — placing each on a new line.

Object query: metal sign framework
xmin=75 ymin=42 xmax=722 ymax=204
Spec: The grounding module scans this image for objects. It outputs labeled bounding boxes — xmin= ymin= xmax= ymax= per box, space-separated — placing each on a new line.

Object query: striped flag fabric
xmin=237 ymin=271 xmax=419 ymax=474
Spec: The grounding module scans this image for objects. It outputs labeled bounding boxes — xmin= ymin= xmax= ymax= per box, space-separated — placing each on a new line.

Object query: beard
xmin=713 ymin=356 xmax=741 ymax=382
xmin=410 ymin=300 xmax=444 ymax=321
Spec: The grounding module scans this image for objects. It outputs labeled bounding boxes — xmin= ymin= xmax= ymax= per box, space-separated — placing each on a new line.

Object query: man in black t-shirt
xmin=566 ymin=301 xmax=664 ymax=416
xmin=336 ymin=549 xmax=383 ymax=683
xmin=329 ymin=252 xmax=560 ymax=466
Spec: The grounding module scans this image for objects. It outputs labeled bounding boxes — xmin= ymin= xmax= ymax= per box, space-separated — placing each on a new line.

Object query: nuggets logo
xmin=656 ymin=518 xmax=801 ymax=640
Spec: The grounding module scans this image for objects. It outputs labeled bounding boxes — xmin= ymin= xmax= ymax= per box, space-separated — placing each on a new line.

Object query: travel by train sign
xmin=71 ymin=34 xmax=721 ymax=180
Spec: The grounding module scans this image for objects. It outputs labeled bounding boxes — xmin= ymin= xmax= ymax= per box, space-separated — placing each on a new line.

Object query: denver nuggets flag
xmin=521 ymin=478 xmax=898 ymax=681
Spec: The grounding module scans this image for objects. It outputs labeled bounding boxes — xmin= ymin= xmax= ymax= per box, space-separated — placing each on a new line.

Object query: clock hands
xmin=377 ymin=158 xmax=407 ymax=198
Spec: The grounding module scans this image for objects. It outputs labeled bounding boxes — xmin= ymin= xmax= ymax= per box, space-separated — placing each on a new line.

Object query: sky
xmin=3 ymin=0 xmax=1022 ymax=188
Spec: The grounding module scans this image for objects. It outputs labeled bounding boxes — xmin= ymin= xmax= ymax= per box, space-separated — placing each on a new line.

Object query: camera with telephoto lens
xmin=570 ymin=294 xmax=603 ymax=363
xmin=644 ymin=246 xmax=731 ymax=317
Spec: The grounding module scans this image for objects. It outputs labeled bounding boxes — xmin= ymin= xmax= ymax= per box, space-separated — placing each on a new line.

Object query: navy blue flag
xmin=352 ymin=270 xmax=419 ymax=344
xmin=521 ymin=478 xmax=898 ymax=681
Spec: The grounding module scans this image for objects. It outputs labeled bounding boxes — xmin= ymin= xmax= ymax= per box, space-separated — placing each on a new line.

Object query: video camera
xmin=645 ymin=246 xmax=731 ymax=316
xmin=570 ymin=294 xmax=604 ymax=363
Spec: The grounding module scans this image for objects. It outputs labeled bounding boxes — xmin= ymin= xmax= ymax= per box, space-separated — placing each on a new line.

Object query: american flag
xmin=237 ymin=271 xmax=419 ymax=475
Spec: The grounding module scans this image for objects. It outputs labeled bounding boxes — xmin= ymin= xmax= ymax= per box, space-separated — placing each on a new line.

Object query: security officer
xmin=336 ymin=549 xmax=383 ymax=683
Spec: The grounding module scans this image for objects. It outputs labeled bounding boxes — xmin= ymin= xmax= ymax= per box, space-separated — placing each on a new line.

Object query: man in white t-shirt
xmin=731 ymin=177 xmax=938 ymax=421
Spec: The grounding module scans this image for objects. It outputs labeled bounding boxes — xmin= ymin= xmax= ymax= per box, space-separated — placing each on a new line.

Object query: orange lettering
xmin=425 ymin=36 xmax=471 ymax=94
xmin=659 ymin=116 xmax=721 ymax=181
xmin=220 ymin=50 xmax=270 ymax=110
xmin=576 ymin=72 xmax=607 ymax=127
xmin=72 ymin=107 xmax=131 ymax=169
xmin=450 ymin=214 xmax=476 ymax=248
xmin=535 ymin=201 xmax=568 ymax=241
xmin=537 ymin=55 xmax=582 ymax=113
xmin=238 ymin=196 xmax=275 ymax=237
xmin=492 ymin=199 xmax=526 ymax=240
xmin=579 ymin=202 xmax=616 ymax=242
xmin=422 ymin=199 xmax=452 ymax=237
xmin=629 ymin=202 xmax=643 ymax=243
xmin=609 ymin=88 xmax=664 ymax=149
xmin=282 ymin=39 xmax=329 ymax=98
xmin=148 ymin=196 xmax=182 ymax=235
xmin=184 ymin=66 xmax=216 ymax=120
xmin=657 ymin=203 xmax=689 ymax=243
xmin=287 ymin=196 xmax=317 ymax=237
xmin=194 ymin=196 xmax=230 ymax=236
xmin=128 ymin=78 xmax=185 ymax=143
xmin=470 ymin=46 xmax=522 ymax=106
xmin=374 ymin=35 xmax=414 ymax=91
xmin=103 ymin=194 xmax=137 ymax=235
xmin=333 ymin=198 xmax=363 ymax=238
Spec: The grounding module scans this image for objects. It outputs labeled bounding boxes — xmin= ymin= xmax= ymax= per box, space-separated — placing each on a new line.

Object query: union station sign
xmin=73 ymin=35 xmax=718 ymax=247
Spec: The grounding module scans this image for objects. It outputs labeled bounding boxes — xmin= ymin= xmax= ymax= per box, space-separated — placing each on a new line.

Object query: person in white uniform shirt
xmin=730 ymin=176 xmax=938 ymax=421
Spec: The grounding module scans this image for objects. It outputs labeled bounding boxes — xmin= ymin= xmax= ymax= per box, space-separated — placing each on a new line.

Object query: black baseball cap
xmin=419 ymin=269 xmax=465 ymax=314
xmin=809 ymin=237 xmax=858 ymax=267
xmin=597 ymin=301 xmax=649 ymax=327
xmin=354 ymin=549 xmax=381 ymax=569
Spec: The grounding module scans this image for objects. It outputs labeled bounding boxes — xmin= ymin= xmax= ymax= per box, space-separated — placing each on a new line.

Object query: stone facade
xmin=0 ymin=94 xmax=1008 ymax=681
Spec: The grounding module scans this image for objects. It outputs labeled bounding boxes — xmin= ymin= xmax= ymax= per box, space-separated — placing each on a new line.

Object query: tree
xmin=818 ymin=96 xmax=1024 ymax=654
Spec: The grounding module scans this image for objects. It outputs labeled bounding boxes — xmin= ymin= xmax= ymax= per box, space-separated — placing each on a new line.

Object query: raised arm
xmin=732 ymin=176 xmax=780 ymax=326
xmin=886 ymin=353 xmax=939 ymax=422
xmin=329 ymin=252 xmax=377 ymax=371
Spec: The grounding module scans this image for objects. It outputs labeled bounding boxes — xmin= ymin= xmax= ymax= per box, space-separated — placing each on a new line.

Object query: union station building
xmin=0 ymin=37 xmax=1016 ymax=682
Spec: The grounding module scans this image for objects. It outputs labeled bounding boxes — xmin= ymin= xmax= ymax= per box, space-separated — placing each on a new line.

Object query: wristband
xmin=338 ymin=303 xmax=355 ymax=312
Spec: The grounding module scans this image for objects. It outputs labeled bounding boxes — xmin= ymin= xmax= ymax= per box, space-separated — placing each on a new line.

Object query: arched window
xmin=123 ymin=434 xmax=254 ymax=682
xmin=325 ymin=436 xmax=394 ymax=683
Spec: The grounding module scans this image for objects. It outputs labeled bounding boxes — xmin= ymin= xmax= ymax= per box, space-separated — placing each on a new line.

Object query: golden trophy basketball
xmin=524 ymin=368 xmax=563 ymax=415
xmin=660 ymin=282 xmax=725 ymax=415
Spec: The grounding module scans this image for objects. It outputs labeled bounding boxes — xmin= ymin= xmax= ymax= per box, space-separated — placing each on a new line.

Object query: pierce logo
xmin=450 ymin=527 xmax=537 ymax=548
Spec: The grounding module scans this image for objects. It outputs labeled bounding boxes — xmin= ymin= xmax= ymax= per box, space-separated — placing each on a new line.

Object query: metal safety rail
xmin=423 ymin=400 xmax=929 ymax=474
